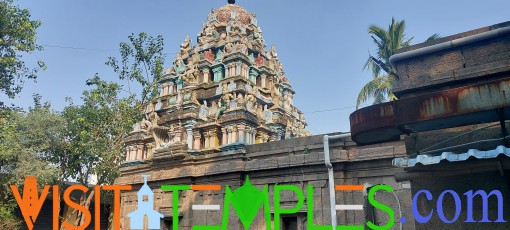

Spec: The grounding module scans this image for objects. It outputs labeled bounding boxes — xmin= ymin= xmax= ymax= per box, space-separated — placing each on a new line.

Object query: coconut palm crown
xmin=356 ymin=18 xmax=439 ymax=109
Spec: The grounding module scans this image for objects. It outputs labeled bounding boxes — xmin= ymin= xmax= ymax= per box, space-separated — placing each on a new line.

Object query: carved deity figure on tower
xmin=173 ymin=53 xmax=186 ymax=74
xmin=183 ymin=61 xmax=199 ymax=83
xmin=208 ymin=101 xmax=219 ymax=119
xmin=199 ymin=100 xmax=209 ymax=120
xmin=216 ymin=83 xmax=223 ymax=95
xmin=191 ymin=52 xmax=200 ymax=64
xmin=191 ymin=91 xmax=200 ymax=105
xmin=145 ymin=109 xmax=172 ymax=149
xmin=241 ymin=36 xmax=251 ymax=49
xmin=237 ymin=93 xmax=246 ymax=108
xmin=256 ymin=105 xmax=264 ymax=121
xmin=270 ymin=45 xmax=278 ymax=59
xmin=263 ymin=105 xmax=273 ymax=123
xmin=283 ymin=94 xmax=291 ymax=112
xmin=245 ymin=82 xmax=253 ymax=93
xmin=254 ymin=53 xmax=265 ymax=67
xmin=239 ymin=43 xmax=248 ymax=55
xmin=204 ymin=24 xmax=218 ymax=41
xmin=251 ymin=13 xmax=258 ymax=26
xmin=180 ymin=35 xmax=191 ymax=56
xmin=214 ymin=49 xmax=224 ymax=63
xmin=227 ymin=80 xmax=237 ymax=92
xmin=225 ymin=43 xmax=234 ymax=54
xmin=222 ymin=82 xmax=229 ymax=94
xmin=276 ymin=62 xmax=284 ymax=76
xmin=204 ymin=49 xmax=215 ymax=63
xmin=207 ymin=9 xmax=217 ymax=22
xmin=230 ymin=9 xmax=238 ymax=20
xmin=253 ymin=27 xmax=264 ymax=45
xmin=245 ymin=93 xmax=256 ymax=112
xmin=222 ymin=91 xmax=235 ymax=109
xmin=176 ymin=90 xmax=183 ymax=107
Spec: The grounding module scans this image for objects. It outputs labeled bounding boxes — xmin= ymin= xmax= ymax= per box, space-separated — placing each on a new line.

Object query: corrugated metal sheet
xmin=393 ymin=145 xmax=510 ymax=168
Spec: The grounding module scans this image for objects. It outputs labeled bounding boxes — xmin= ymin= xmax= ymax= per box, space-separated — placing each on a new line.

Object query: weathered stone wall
xmin=392 ymin=22 xmax=510 ymax=99
xmin=116 ymin=134 xmax=414 ymax=229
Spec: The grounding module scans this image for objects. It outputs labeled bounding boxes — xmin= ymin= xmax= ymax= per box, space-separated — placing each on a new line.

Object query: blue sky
xmin=5 ymin=0 xmax=510 ymax=134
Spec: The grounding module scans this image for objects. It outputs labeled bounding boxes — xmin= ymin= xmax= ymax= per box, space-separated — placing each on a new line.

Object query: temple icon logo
xmin=127 ymin=175 xmax=164 ymax=230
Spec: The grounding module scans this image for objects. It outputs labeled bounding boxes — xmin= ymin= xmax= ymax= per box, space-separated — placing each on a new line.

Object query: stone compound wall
xmin=116 ymin=134 xmax=415 ymax=229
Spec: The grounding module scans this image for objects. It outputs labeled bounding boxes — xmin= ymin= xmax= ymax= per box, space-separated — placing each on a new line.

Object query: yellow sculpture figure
xmin=145 ymin=107 xmax=170 ymax=149
xmin=180 ymin=35 xmax=191 ymax=55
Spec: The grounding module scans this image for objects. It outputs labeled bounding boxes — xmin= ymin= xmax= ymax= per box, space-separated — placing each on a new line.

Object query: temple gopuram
xmin=123 ymin=2 xmax=310 ymax=163
xmin=116 ymin=2 xmax=416 ymax=229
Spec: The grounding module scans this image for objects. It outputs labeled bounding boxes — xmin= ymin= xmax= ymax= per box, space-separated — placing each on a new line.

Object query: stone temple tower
xmin=123 ymin=2 xmax=310 ymax=163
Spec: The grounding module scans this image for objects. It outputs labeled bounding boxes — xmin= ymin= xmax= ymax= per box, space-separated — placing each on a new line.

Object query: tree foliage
xmin=42 ymin=75 xmax=139 ymax=226
xmin=0 ymin=31 xmax=163 ymax=227
xmin=356 ymin=18 xmax=440 ymax=108
xmin=0 ymin=0 xmax=45 ymax=106
xmin=0 ymin=100 xmax=62 ymax=183
xmin=55 ymin=75 xmax=138 ymax=186
xmin=51 ymin=32 xmax=167 ymax=225
xmin=106 ymin=32 xmax=165 ymax=113
xmin=0 ymin=99 xmax=62 ymax=228
xmin=0 ymin=75 xmax=139 ymax=226
xmin=0 ymin=1 xmax=47 ymax=225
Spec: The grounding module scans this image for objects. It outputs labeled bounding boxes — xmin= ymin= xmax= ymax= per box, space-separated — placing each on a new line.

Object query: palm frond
xmin=425 ymin=33 xmax=441 ymax=42
xmin=368 ymin=55 xmax=400 ymax=80
xmin=363 ymin=55 xmax=382 ymax=78
xmin=357 ymin=18 xmax=420 ymax=107
xmin=356 ymin=77 xmax=388 ymax=109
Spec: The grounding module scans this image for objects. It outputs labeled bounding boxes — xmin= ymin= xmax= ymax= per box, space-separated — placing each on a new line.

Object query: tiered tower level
xmin=124 ymin=3 xmax=310 ymax=162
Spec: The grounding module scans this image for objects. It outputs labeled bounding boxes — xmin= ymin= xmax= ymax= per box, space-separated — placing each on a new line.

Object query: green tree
xmin=10 ymin=101 xmax=63 ymax=185
xmin=54 ymin=75 xmax=138 ymax=225
xmin=41 ymin=32 xmax=165 ymax=226
xmin=0 ymin=109 xmax=22 ymax=229
xmin=0 ymin=0 xmax=45 ymax=107
xmin=0 ymin=98 xmax=62 ymax=228
xmin=106 ymin=32 xmax=165 ymax=113
xmin=57 ymin=75 xmax=138 ymax=185
xmin=356 ymin=18 xmax=439 ymax=108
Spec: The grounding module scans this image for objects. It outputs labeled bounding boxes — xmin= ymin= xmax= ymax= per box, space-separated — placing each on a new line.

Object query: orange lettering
xmin=94 ymin=185 xmax=100 ymax=230
xmin=10 ymin=176 xmax=49 ymax=230
xmin=103 ymin=185 xmax=132 ymax=230
xmin=53 ymin=185 xmax=60 ymax=230
xmin=62 ymin=185 xmax=91 ymax=230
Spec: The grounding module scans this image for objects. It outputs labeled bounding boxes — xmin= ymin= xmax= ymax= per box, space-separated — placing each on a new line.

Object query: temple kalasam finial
xmin=228 ymin=0 xmax=235 ymax=4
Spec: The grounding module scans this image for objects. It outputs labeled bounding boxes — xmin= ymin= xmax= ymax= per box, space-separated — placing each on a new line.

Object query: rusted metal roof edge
xmin=350 ymin=77 xmax=510 ymax=145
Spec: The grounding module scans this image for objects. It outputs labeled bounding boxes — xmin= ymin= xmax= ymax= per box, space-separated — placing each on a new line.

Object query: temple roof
xmin=123 ymin=2 xmax=311 ymax=158
xmin=214 ymin=4 xmax=254 ymax=26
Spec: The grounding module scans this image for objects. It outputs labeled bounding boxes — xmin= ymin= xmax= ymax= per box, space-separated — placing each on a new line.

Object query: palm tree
xmin=356 ymin=18 xmax=439 ymax=109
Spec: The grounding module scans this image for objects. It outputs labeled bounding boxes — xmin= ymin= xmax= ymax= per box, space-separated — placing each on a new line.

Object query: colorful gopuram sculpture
xmin=123 ymin=2 xmax=310 ymax=163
